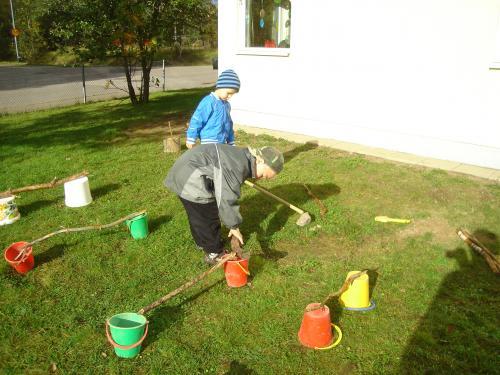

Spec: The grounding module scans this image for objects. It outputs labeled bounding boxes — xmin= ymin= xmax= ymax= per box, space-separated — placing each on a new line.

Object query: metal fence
xmin=0 ymin=60 xmax=169 ymax=114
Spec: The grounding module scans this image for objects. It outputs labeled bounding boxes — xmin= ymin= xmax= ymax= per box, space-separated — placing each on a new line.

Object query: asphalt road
xmin=0 ymin=65 xmax=218 ymax=113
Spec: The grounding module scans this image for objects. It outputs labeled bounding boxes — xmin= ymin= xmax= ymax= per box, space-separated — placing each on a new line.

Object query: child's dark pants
xmin=179 ymin=197 xmax=224 ymax=254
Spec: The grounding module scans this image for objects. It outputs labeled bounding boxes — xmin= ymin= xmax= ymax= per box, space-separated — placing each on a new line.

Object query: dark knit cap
xmin=257 ymin=146 xmax=284 ymax=173
xmin=216 ymin=69 xmax=240 ymax=91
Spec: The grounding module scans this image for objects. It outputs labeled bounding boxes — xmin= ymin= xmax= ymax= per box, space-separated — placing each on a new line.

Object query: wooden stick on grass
xmin=14 ymin=210 xmax=146 ymax=260
xmin=168 ymin=121 xmax=173 ymax=138
xmin=457 ymin=228 xmax=500 ymax=274
xmin=0 ymin=171 xmax=89 ymax=198
xmin=138 ymin=252 xmax=237 ymax=315
xmin=306 ymin=269 xmax=369 ymax=312
xmin=303 ymin=184 xmax=328 ymax=217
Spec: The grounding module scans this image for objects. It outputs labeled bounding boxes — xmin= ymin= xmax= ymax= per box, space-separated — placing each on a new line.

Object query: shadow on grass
xmin=283 ymin=141 xmax=318 ymax=164
xmin=323 ymin=299 xmax=345 ymax=326
xmin=0 ymin=88 xmax=209 ymax=151
xmin=240 ymin=182 xmax=340 ymax=277
xmin=399 ymin=229 xmax=499 ymax=374
xmin=18 ymin=198 xmax=58 ymax=217
xmin=141 ymin=305 xmax=184 ymax=350
xmin=149 ymin=214 xmax=172 ymax=234
xmin=368 ymin=268 xmax=379 ymax=300
xmin=36 ymin=243 xmax=68 ymax=267
xmin=92 ymin=183 xmax=121 ymax=201
xmin=142 ymin=279 xmax=224 ymax=349
xmin=224 ymin=360 xmax=257 ymax=375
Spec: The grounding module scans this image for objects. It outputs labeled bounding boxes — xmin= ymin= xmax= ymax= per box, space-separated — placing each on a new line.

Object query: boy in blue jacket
xmin=186 ymin=69 xmax=240 ymax=149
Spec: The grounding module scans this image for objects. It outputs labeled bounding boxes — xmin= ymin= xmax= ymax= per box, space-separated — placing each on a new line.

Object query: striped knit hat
xmin=216 ymin=69 xmax=240 ymax=91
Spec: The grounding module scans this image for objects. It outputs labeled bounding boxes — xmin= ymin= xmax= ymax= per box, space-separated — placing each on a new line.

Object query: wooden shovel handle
xmin=244 ymin=180 xmax=305 ymax=215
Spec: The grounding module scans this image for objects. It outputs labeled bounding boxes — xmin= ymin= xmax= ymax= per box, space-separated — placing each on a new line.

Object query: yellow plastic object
xmin=339 ymin=271 xmax=371 ymax=309
xmin=315 ymin=324 xmax=343 ymax=350
xmin=375 ymin=216 xmax=411 ymax=224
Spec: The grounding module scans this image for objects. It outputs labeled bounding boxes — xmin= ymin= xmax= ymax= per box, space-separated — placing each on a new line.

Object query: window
xmin=491 ymin=13 xmax=500 ymax=69
xmin=245 ymin=0 xmax=291 ymax=49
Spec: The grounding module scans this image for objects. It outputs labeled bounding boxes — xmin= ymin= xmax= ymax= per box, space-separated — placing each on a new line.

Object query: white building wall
xmin=219 ymin=0 xmax=500 ymax=169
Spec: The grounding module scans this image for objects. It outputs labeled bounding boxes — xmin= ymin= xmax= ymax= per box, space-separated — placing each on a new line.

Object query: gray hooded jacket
xmin=164 ymin=144 xmax=256 ymax=228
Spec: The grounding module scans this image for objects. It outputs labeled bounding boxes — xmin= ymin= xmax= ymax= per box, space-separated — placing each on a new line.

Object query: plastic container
xmin=106 ymin=312 xmax=149 ymax=358
xmin=64 ymin=176 xmax=92 ymax=207
xmin=126 ymin=213 xmax=149 ymax=240
xmin=4 ymin=241 xmax=34 ymax=274
xmin=339 ymin=271 xmax=376 ymax=311
xmin=298 ymin=303 xmax=342 ymax=349
xmin=224 ymin=258 xmax=249 ymax=287
xmin=0 ymin=196 xmax=20 ymax=226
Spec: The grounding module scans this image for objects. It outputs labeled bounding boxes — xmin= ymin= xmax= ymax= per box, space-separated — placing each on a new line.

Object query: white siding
xmin=219 ymin=0 xmax=500 ymax=169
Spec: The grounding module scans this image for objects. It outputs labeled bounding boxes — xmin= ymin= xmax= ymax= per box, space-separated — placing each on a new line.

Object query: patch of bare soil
xmin=396 ymin=216 xmax=456 ymax=244
xmin=274 ymin=215 xmax=457 ymax=266
xmin=123 ymin=113 xmax=190 ymax=139
xmin=273 ymin=233 xmax=354 ymax=265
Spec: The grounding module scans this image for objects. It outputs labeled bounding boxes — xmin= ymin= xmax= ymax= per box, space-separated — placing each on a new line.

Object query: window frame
xmin=236 ymin=0 xmax=291 ymax=57
xmin=490 ymin=13 xmax=500 ymax=69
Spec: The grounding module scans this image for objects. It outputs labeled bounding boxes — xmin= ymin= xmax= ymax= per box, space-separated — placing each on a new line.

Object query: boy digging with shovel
xmin=164 ymin=144 xmax=284 ymax=265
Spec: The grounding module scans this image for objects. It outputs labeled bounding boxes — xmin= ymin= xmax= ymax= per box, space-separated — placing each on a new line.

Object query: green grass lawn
xmin=0 ymin=90 xmax=499 ymax=374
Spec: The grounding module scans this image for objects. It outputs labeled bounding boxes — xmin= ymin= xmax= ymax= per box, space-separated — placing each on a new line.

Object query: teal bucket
xmin=106 ymin=313 xmax=149 ymax=358
xmin=126 ymin=213 xmax=149 ymax=240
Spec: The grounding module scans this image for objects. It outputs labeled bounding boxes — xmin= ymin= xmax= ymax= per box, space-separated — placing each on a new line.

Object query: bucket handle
xmin=6 ymin=246 xmax=32 ymax=265
xmin=235 ymin=261 xmax=250 ymax=275
xmin=105 ymin=319 xmax=149 ymax=350
xmin=126 ymin=213 xmax=145 ymax=229
xmin=314 ymin=324 xmax=343 ymax=350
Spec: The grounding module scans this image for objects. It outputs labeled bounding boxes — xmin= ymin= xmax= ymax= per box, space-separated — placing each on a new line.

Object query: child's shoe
xmin=204 ymin=250 xmax=226 ymax=266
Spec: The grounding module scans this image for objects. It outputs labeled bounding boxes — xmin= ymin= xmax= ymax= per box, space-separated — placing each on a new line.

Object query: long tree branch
xmin=0 ymin=171 xmax=89 ymax=198
xmin=138 ymin=252 xmax=237 ymax=315
xmin=14 ymin=210 xmax=146 ymax=260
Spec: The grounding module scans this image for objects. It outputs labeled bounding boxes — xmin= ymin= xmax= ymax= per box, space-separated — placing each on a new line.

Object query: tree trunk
xmin=140 ymin=54 xmax=154 ymax=104
xmin=141 ymin=65 xmax=150 ymax=103
xmin=123 ymin=55 xmax=138 ymax=105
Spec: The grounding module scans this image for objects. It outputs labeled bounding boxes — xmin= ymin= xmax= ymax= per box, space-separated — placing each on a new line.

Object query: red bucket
xmin=298 ymin=303 xmax=343 ymax=350
xmin=224 ymin=258 xmax=249 ymax=288
xmin=4 ymin=242 xmax=34 ymax=274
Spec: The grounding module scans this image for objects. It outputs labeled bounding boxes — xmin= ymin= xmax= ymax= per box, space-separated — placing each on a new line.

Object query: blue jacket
xmin=186 ymin=93 xmax=235 ymax=145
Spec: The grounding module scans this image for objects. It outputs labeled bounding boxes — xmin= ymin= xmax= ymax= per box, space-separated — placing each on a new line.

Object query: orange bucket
xmin=298 ymin=303 xmax=342 ymax=350
xmin=224 ymin=258 xmax=249 ymax=288
xmin=4 ymin=241 xmax=34 ymax=274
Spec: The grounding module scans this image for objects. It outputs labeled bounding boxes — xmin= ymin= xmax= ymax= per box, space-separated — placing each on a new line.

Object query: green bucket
xmin=106 ymin=312 xmax=149 ymax=358
xmin=126 ymin=213 xmax=149 ymax=240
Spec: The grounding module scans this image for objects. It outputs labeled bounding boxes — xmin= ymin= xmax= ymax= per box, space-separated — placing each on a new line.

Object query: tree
xmin=14 ymin=0 xmax=47 ymax=63
xmin=0 ymin=0 xmax=15 ymax=60
xmin=164 ymin=0 xmax=217 ymax=49
xmin=40 ymin=0 xmax=214 ymax=105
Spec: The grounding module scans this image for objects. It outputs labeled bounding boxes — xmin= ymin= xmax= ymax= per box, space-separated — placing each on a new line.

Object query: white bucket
xmin=64 ymin=176 xmax=93 ymax=207
xmin=0 ymin=196 xmax=20 ymax=226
